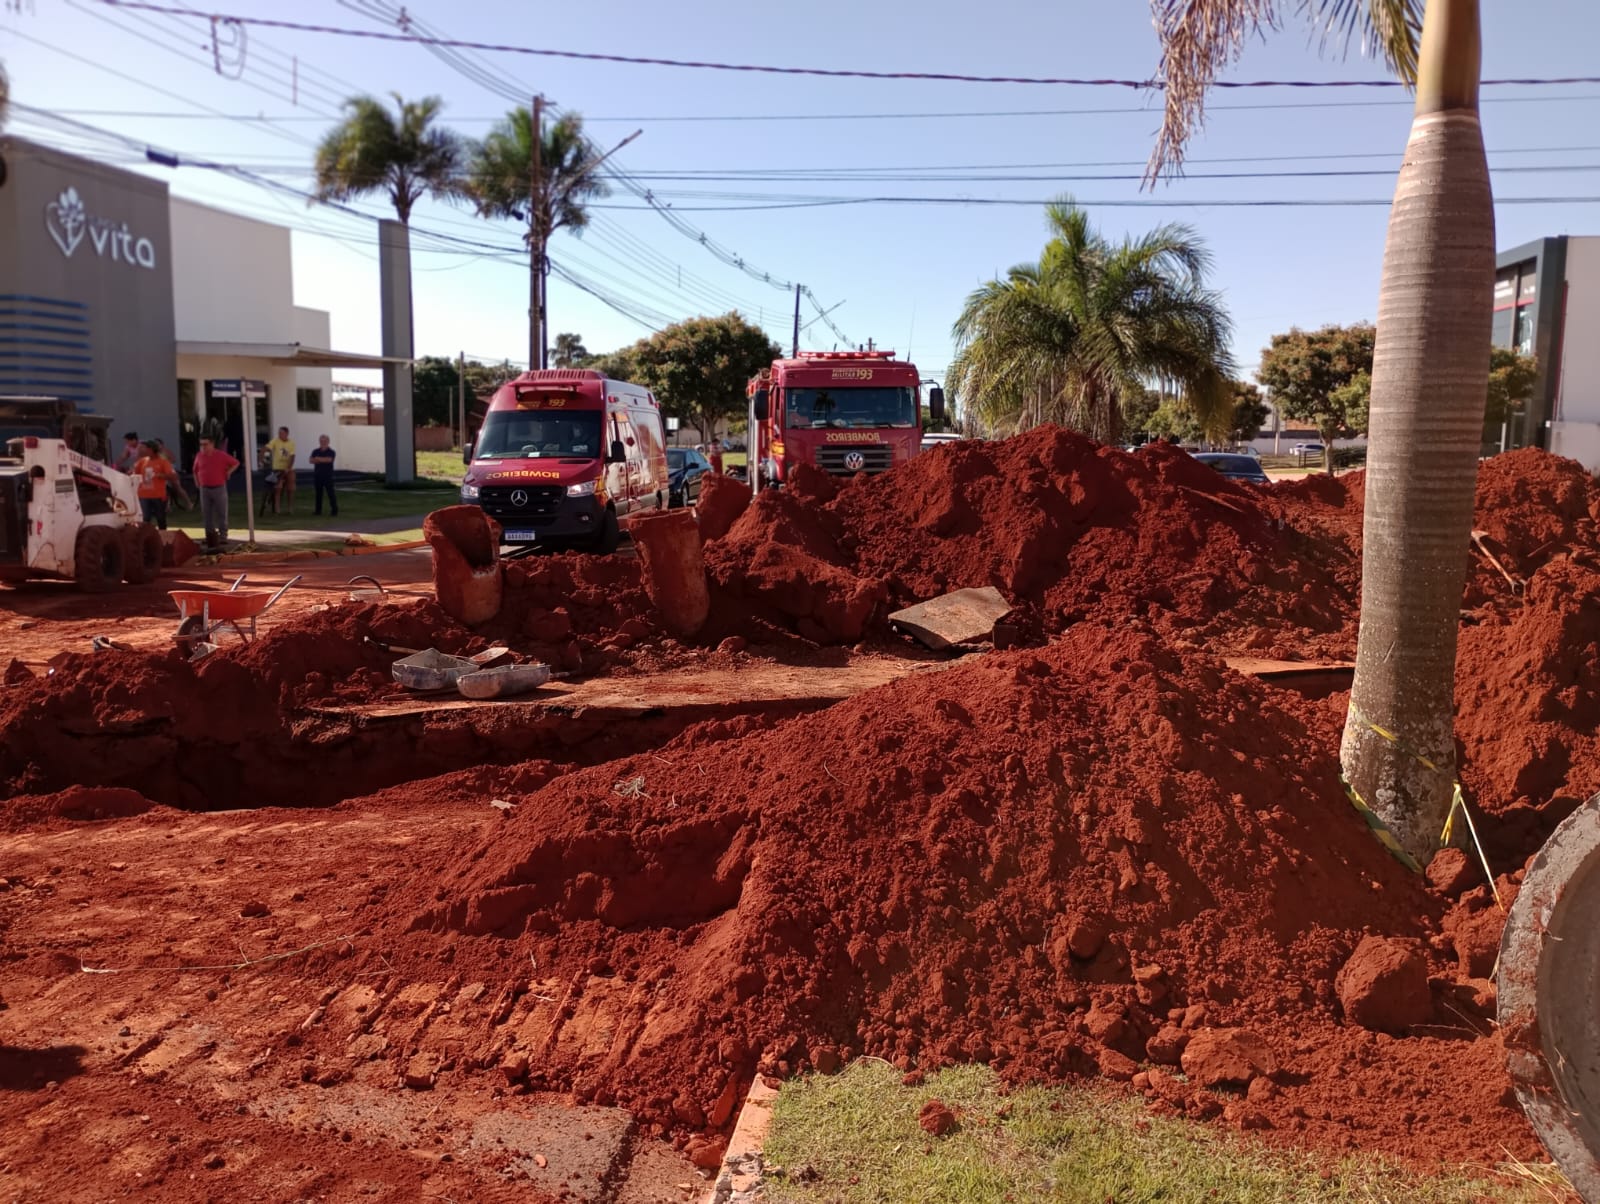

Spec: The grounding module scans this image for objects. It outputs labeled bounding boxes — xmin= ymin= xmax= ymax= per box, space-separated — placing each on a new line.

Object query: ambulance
xmin=460 ymin=370 xmax=669 ymax=552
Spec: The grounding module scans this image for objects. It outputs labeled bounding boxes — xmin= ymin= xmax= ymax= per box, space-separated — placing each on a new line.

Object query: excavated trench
xmin=0 ymin=685 xmax=824 ymax=815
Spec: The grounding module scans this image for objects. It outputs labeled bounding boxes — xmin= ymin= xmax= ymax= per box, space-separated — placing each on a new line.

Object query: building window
xmin=297 ymin=387 xmax=323 ymax=413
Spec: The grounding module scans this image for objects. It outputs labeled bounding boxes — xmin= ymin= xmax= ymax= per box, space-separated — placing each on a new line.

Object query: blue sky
xmin=6 ymin=1 xmax=1599 ymax=389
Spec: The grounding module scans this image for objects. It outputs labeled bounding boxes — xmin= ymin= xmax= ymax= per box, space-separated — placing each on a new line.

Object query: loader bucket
xmin=1500 ymin=789 xmax=1600 ymax=1201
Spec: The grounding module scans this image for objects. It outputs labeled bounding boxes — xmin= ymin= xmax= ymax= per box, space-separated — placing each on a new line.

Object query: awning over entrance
xmin=175 ymin=341 xmax=405 ymax=369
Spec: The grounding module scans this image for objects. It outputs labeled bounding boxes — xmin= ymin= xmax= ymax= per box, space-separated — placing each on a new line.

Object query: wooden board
xmin=307 ymin=658 xmax=946 ymax=722
xmin=1224 ymin=657 xmax=1355 ymax=679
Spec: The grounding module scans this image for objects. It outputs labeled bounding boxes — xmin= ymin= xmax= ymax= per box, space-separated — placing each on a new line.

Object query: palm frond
xmin=1145 ymin=0 xmax=1421 ymax=181
xmin=1301 ymin=0 xmax=1422 ymax=84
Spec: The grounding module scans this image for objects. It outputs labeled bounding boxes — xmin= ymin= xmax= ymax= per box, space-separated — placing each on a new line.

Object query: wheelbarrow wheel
xmin=173 ymin=613 xmax=207 ymax=653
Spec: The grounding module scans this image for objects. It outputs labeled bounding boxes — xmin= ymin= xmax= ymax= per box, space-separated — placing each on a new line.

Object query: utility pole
xmin=529 ymin=93 xmax=545 ymax=371
xmin=457 ymin=350 xmax=466 ymax=450
xmin=792 ymin=284 xmax=801 ymax=358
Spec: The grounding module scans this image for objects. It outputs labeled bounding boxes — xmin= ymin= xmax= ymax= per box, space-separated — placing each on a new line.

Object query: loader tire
xmin=123 ymin=524 xmax=164 ymax=585
xmin=75 ymin=525 xmax=125 ymax=593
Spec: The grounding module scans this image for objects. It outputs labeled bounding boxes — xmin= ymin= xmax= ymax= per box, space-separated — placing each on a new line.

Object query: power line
xmin=87 ymin=3 xmax=1600 ymax=90
xmin=586 ymin=193 xmax=1600 ymax=212
xmin=40 ymin=93 xmax=1600 ymax=124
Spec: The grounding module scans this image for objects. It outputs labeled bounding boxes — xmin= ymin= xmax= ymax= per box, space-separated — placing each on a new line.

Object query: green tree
xmin=1485 ymin=347 xmax=1538 ymax=429
xmin=621 ymin=313 xmax=780 ymax=442
xmin=468 ymin=108 xmax=608 ymax=367
xmin=583 ymin=345 xmax=640 ymax=381
xmin=313 ymin=94 xmax=466 ymax=224
xmin=1145 ymin=397 xmax=1204 ymax=444
xmin=411 ymin=355 xmax=463 ymax=428
xmin=1123 ymin=388 xmax=1163 ymax=441
xmin=551 ymin=333 xmax=589 ymax=369
xmin=0 ymin=63 xmax=9 ymax=131
xmin=1228 ymin=380 xmax=1270 ymax=443
xmin=1149 ymin=0 xmax=1491 ymax=864
xmin=1256 ymin=324 xmax=1377 ymax=471
xmin=948 ymin=199 xmax=1233 ymax=444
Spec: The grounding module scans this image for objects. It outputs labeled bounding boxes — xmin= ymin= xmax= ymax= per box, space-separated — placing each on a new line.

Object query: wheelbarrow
xmin=170 ymin=573 xmax=301 ymax=651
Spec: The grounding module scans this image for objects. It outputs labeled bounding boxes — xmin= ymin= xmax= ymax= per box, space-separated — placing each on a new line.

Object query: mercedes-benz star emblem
xmin=510 ymin=489 xmax=529 ymax=507
xmin=843 ymin=451 xmax=866 ymax=472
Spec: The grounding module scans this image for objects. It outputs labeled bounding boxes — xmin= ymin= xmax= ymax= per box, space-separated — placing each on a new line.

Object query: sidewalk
xmin=234 ymin=514 xmax=428 ymax=547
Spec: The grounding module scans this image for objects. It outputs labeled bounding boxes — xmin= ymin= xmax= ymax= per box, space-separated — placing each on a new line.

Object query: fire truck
xmin=746 ymin=351 xmax=944 ymax=489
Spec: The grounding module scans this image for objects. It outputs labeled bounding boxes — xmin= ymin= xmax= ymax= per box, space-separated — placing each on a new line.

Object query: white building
xmin=169 ymin=198 xmax=392 ymax=472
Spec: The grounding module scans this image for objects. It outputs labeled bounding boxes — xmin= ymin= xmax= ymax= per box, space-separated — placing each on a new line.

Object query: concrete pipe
xmin=1500 ymin=789 xmax=1600 ymax=1202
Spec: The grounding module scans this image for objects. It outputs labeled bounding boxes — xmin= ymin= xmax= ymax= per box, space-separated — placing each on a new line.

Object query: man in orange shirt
xmin=132 ymin=440 xmax=183 ymax=530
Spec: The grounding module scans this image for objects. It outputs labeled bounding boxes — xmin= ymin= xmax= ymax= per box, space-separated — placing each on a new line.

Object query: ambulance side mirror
xmin=462 ymin=439 xmax=474 ymax=465
xmin=752 ymin=389 xmax=769 ymax=422
xmin=928 ymin=386 xmax=946 ymax=426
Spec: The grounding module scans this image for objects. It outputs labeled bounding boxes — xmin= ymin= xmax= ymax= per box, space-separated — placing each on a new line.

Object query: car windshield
xmin=786 ymin=386 xmax=917 ymax=429
xmin=1199 ymin=455 xmax=1259 ymax=473
xmin=475 ymin=410 xmax=601 ymax=460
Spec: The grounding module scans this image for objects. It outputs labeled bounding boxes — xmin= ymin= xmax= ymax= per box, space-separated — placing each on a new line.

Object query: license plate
xmin=504 ymin=529 xmax=539 ymax=541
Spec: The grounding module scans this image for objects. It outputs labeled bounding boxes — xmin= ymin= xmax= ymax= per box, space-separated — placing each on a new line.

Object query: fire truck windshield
xmin=475 ymin=411 xmax=601 ymax=459
xmin=785 ymin=386 xmax=917 ymax=430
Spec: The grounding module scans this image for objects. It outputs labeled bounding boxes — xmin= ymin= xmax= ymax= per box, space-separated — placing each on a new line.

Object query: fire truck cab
xmin=747 ymin=351 xmax=944 ymax=489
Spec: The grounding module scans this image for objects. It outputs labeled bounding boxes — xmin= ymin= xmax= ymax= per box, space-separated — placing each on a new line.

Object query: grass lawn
xmin=764 ymin=1063 xmax=1563 ymax=1204
xmin=415 ymin=449 xmax=466 ymax=485
xmin=171 ymin=477 xmax=456 ymax=538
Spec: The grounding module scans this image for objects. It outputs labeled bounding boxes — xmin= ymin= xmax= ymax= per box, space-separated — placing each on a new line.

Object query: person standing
xmin=265 ymin=426 xmax=296 ymax=514
xmin=132 ymin=440 xmax=181 ymax=530
xmin=115 ymin=432 xmax=141 ymax=473
xmin=708 ymin=438 xmax=725 ymax=475
xmin=153 ymin=438 xmax=192 ymax=511
xmin=310 ymin=434 xmax=338 ymax=517
xmin=192 ymin=434 xmax=239 ymax=550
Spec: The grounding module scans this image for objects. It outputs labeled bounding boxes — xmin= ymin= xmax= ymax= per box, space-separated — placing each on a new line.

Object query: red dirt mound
xmin=1456 ymin=555 xmax=1600 ymax=863
xmin=378 ymin=622 xmax=1531 ymax=1166
xmin=708 ymin=428 xmax=1360 ymax=657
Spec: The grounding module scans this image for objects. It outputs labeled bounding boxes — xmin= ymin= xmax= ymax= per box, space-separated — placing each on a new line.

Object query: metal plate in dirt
xmin=889 ymin=587 xmax=1013 ymax=651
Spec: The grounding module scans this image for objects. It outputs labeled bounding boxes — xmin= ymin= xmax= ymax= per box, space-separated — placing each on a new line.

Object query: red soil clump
xmin=707 ymin=427 xmax=1360 ymax=658
xmin=1456 ymin=555 xmax=1600 ymax=864
xmin=378 ymin=622 xmax=1532 ymax=1166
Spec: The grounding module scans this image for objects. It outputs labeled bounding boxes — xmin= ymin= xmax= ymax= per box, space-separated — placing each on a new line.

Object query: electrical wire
xmin=41 ymin=93 xmax=1600 ymax=124
xmin=88 ymin=2 xmax=1600 ymax=90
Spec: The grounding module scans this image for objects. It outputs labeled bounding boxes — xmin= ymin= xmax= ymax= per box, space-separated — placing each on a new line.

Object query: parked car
xmin=920 ymin=432 xmax=964 ymax=452
xmin=667 ymin=446 xmax=712 ymax=507
xmin=1193 ymin=452 xmax=1270 ymax=485
xmin=1290 ymin=442 xmax=1326 ymax=457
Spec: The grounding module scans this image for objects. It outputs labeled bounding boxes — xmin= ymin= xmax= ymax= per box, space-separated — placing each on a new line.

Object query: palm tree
xmin=552 ymin=332 xmax=589 ymax=368
xmin=948 ymin=200 xmax=1233 ymax=443
xmin=468 ymin=107 xmax=609 ymax=368
xmin=312 ymin=94 xmax=466 ymax=224
xmin=1147 ymin=0 xmax=1490 ymax=866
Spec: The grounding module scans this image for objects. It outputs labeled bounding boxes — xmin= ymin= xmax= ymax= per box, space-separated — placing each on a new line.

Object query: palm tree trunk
xmin=1339 ymin=0 xmax=1493 ymax=867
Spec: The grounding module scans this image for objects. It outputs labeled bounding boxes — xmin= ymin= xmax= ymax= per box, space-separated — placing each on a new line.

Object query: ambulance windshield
xmin=475 ymin=412 xmax=602 ymax=460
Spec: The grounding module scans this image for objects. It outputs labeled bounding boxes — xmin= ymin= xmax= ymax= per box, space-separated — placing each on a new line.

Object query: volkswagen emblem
xmin=509 ymin=489 xmax=529 ymax=507
xmin=843 ymin=451 xmax=866 ymax=472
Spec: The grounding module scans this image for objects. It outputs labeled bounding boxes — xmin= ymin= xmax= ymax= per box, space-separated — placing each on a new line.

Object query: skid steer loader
xmin=0 ymin=432 xmax=164 ymax=592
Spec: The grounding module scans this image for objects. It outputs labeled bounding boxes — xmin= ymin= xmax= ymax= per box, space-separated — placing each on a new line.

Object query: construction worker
xmin=132 ymin=441 xmax=182 ymax=530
